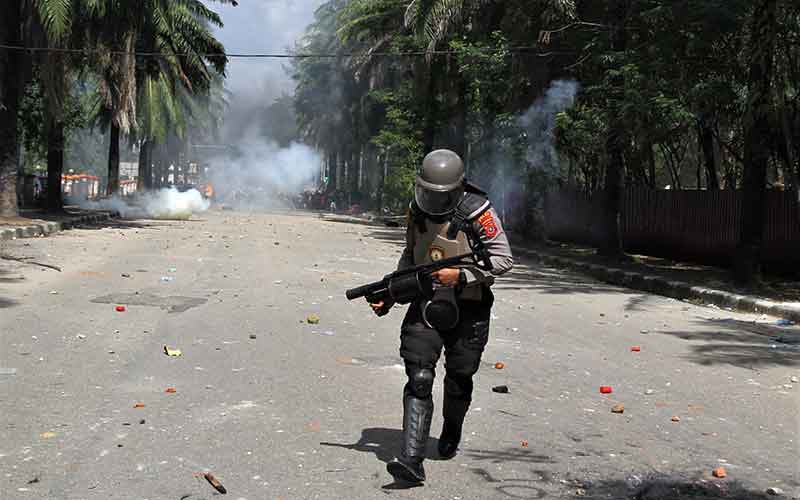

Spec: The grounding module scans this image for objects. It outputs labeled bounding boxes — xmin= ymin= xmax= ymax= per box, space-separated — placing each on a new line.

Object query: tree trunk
xmin=137 ymin=140 xmax=148 ymax=192
xmin=107 ymin=124 xmax=120 ymax=195
xmin=598 ymin=0 xmax=630 ymax=258
xmin=423 ymin=60 xmax=438 ymax=152
xmin=45 ymin=117 xmax=65 ymax=212
xmin=0 ymin=0 xmax=23 ymax=217
xmin=143 ymin=140 xmax=154 ymax=189
xmin=734 ymin=0 xmax=778 ymax=284
xmin=453 ymin=70 xmax=468 ymax=159
xmin=698 ymin=119 xmax=720 ymax=189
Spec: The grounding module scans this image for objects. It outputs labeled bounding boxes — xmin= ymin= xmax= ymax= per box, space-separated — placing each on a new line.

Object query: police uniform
xmin=392 ymin=185 xmax=513 ymax=477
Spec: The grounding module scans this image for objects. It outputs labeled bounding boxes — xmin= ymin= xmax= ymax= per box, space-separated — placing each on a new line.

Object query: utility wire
xmin=0 ymin=43 xmax=570 ymax=59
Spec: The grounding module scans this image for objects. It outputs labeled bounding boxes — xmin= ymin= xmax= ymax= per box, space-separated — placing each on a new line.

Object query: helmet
xmin=414 ymin=149 xmax=465 ymax=216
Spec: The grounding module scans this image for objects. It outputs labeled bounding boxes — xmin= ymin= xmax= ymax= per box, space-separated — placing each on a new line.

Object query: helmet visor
xmin=415 ymin=184 xmax=463 ymax=216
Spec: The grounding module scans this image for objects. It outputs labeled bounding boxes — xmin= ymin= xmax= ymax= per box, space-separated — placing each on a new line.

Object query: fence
xmin=544 ymin=188 xmax=800 ymax=270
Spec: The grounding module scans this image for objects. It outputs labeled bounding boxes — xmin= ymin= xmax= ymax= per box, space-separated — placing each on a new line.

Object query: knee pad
xmin=408 ymin=367 xmax=435 ymax=398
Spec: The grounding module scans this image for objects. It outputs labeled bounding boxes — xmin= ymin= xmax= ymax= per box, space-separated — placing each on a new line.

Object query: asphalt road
xmin=1 ymin=209 xmax=798 ymax=500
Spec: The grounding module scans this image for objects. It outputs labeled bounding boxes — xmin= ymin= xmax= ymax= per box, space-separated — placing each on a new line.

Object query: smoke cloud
xmin=81 ymin=188 xmax=210 ymax=220
xmin=519 ymin=79 xmax=580 ymax=174
xmin=207 ymin=136 xmax=322 ymax=210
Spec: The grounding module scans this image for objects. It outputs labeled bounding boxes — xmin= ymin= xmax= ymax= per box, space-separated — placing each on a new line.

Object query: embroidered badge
xmin=429 ymin=246 xmax=445 ymax=262
xmin=478 ymin=211 xmax=499 ymax=238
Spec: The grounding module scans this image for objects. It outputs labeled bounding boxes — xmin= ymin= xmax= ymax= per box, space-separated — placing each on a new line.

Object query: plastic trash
xmin=116 ymin=306 xmax=126 ymax=312
xmin=160 ymin=276 xmax=175 ymax=283
xmin=163 ymin=345 xmax=182 ymax=357
xmin=600 ymin=386 xmax=613 ymax=394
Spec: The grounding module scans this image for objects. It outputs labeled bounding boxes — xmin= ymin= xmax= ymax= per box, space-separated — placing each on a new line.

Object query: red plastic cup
xmin=116 ymin=306 xmax=126 ymax=312
xmin=600 ymin=386 xmax=613 ymax=394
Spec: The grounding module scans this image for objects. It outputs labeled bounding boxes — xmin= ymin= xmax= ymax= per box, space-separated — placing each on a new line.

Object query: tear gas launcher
xmin=345 ymin=250 xmax=493 ymax=315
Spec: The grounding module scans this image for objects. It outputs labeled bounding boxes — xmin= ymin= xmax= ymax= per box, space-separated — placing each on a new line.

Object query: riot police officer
xmin=370 ymin=149 xmax=514 ymax=484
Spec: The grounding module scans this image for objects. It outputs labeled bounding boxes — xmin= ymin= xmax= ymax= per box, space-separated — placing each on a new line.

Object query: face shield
xmin=414 ymin=183 xmax=464 ymax=216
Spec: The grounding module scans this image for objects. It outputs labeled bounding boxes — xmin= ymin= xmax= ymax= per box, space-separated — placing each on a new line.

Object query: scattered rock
xmin=494 ymin=362 xmax=505 ymax=370
xmin=712 ymin=466 xmax=727 ymax=479
xmin=249 ymin=334 xmax=257 ymax=340
xmin=307 ymin=314 xmax=321 ymax=325
xmin=671 ymin=416 xmax=681 ymax=422
xmin=640 ymin=329 xmax=649 ymax=334
xmin=27 ymin=477 xmax=39 ymax=484
xmin=791 ymin=376 xmax=799 ymax=384
xmin=611 ymin=404 xmax=625 ymax=414
xmin=766 ymin=487 xmax=784 ymax=496
xmin=644 ymin=389 xmax=655 ymax=395
xmin=121 ymin=273 xmax=131 ymax=278
xmin=521 ymin=440 xmax=529 ymax=448
xmin=203 ymin=472 xmax=227 ymax=494
xmin=492 ymin=385 xmax=509 ymax=394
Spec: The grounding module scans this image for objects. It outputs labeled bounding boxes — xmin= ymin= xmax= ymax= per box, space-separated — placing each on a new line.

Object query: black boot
xmin=387 ymin=389 xmax=432 ymax=483
xmin=438 ymin=380 xmax=471 ymax=460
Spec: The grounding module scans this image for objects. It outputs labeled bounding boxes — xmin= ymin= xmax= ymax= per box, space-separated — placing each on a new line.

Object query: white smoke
xmin=519 ymin=79 xmax=580 ymax=174
xmin=207 ymin=138 xmax=322 ymax=210
xmin=82 ymin=188 xmax=210 ymax=220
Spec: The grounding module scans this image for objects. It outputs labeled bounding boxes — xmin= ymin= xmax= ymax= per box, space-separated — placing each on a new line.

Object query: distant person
xmin=330 ymin=200 xmax=337 ymax=213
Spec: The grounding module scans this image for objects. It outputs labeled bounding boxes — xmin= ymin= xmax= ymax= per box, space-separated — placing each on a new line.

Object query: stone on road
xmin=0 ymin=210 xmax=797 ymax=499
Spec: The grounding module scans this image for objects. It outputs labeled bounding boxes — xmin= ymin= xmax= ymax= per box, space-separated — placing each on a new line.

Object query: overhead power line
xmin=0 ymin=43 xmax=570 ymax=59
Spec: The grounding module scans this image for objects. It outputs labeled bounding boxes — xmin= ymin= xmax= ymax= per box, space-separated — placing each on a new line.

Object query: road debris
xmin=630 ymin=346 xmax=641 ymax=352
xmin=121 ymin=273 xmax=131 ymax=278
xmin=640 ymin=329 xmax=649 ymax=334
xmin=116 ymin=305 xmax=126 ymax=312
xmin=203 ymin=472 xmax=227 ymax=494
xmin=494 ymin=362 xmax=505 ymax=369
xmin=611 ymin=404 xmax=625 ymax=414
xmin=163 ymin=345 xmax=182 ymax=357
xmin=165 ymin=387 xmax=177 ymax=393
xmin=76 ymin=334 xmax=87 ymax=340
xmin=644 ymin=389 xmax=655 ymax=395
xmin=27 ymin=477 xmax=39 ymax=484
xmin=307 ymin=314 xmax=321 ymax=325
xmin=671 ymin=416 xmax=681 ymax=422
xmin=766 ymin=487 xmax=784 ymax=496
xmin=712 ymin=467 xmax=727 ymax=479
xmin=134 ymin=403 xmax=146 ymax=409
xmin=40 ymin=431 xmax=57 ymax=439
xmin=249 ymin=334 xmax=257 ymax=340
xmin=492 ymin=385 xmax=509 ymax=394
xmin=160 ymin=276 xmax=175 ymax=283
xmin=600 ymin=386 xmax=613 ymax=394
xmin=791 ymin=376 xmax=799 ymax=384
xmin=0 ymin=367 xmax=17 ymax=376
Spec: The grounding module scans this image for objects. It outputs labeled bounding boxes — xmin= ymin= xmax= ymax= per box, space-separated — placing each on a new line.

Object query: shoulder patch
xmin=478 ymin=210 xmax=499 ymax=239
xmin=460 ymin=192 xmax=491 ymax=220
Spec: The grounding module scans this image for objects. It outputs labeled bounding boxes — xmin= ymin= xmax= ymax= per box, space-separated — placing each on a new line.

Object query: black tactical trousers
xmin=399 ymin=288 xmax=494 ymax=409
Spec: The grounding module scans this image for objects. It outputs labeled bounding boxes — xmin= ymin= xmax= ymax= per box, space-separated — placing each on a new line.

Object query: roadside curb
xmin=0 ymin=211 xmax=119 ymax=241
xmin=515 ymin=246 xmax=800 ymax=323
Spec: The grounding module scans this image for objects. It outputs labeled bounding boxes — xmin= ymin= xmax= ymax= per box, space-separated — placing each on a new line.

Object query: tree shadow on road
xmin=493 ymin=260 xmax=622 ymax=295
xmin=658 ymin=318 xmax=800 ymax=368
xmin=571 ymin=475 xmax=779 ymax=500
xmin=0 ymin=267 xmax=20 ymax=308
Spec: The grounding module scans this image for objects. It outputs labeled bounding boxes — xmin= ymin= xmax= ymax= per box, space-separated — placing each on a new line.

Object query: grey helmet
xmin=414 ymin=149 xmax=465 ymax=216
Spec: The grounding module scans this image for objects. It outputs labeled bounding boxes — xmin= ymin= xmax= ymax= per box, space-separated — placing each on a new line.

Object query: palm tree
xmin=85 ymin=0 xmax=232 ymax=195
xmin=0 ymin=0 xmax=24 ymax=217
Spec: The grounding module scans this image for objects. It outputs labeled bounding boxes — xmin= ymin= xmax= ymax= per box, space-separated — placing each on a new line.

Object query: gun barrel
xmin=346 ymin=282 xmax=383 ymax=301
